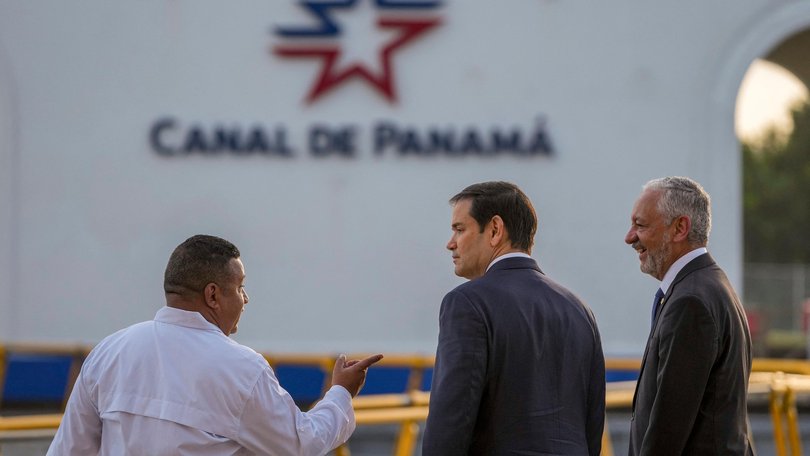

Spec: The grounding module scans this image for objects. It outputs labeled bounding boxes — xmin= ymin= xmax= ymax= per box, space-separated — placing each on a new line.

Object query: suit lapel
xmin=663 ymin=253 xmax=715 ymax=302
xmin=632 ymin=321 xmax=657 ymax=412
xmin=631 ymin=253 xmax=715 ymax=412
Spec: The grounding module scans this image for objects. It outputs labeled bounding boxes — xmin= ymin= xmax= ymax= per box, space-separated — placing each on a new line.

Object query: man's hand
xmin=331 ymin=353 xmax=384 ymax=397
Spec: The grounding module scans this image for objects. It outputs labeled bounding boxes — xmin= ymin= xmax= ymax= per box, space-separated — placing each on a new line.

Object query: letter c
xmin=150 ymin=117 xmax=178 ymax=156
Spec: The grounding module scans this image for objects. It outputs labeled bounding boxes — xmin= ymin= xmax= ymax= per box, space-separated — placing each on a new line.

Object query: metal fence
xmin=744 ymin=263 xmax=810 ymax=357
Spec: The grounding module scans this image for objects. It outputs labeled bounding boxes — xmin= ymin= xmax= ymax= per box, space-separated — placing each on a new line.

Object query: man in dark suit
xmin=625 ymin=176 xmax=754 ymax=455
xmin=422 ymin=181 xmax=605 ymax=456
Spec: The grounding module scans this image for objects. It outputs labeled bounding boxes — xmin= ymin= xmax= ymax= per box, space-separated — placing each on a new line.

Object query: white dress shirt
xmin=486 ymin=252 xmax=532 ymax=272
xmin=47 ymin=307 xmax=354 ymax=455
xmin=659 ymin=247 xmax=708 ymax=294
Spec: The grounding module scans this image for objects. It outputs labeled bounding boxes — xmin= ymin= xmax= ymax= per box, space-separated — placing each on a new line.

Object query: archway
xmin=713 ymin=4 xmax=810 ymax=357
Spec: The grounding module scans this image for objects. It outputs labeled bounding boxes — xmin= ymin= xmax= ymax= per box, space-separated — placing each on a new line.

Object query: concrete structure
xmin=0 ymin=1 xmax=809 ymax=355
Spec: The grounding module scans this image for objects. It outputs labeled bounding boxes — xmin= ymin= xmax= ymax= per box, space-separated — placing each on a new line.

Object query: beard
xmin=640 ymin=232 xmax=672 ymax=279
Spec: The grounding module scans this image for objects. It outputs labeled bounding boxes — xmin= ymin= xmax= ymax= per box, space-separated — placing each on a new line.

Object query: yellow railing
xmin=0 ymin=414 xmax=62 ymax=431
xmin=0 ymin=413 xmax=63 ymax=443
xmin=262 ymin=353 xmax=435 ymax=403
xmin=604 ymin=358 xmax=642 ymax=371
xmin=754 ymin=358 xmax=810 ymax=375
xmin=336 ymin=391 xmax=431 ymax=456
xmin=5 ymin=348 xmax=810 ymax=455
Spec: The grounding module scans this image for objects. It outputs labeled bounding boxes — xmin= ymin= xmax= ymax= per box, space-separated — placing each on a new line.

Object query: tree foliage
xmin=743 ymin=100 xmax=810 ymax=263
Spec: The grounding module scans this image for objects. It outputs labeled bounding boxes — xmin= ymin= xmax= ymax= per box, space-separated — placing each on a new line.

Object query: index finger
xmin=353 ymin=354 xmax=384 ymax=370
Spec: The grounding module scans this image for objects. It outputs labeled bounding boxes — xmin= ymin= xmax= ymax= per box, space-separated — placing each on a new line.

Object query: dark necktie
xmin=651 ymin=288 xmax=665 ymax=325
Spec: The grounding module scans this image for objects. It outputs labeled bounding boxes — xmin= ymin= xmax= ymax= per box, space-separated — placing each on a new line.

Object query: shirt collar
xmin=660 ymin=247 xmax=708 ymax=294
xmin=486 ymin=252 xmax=532 ymax=272
xmin=155 ymin=306 xmax=223 ymax=332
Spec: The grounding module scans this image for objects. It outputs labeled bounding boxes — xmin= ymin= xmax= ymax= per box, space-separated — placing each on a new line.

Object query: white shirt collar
xmin=486 ymin=252 xmax=532 ymax=272
xmin=660 ymin=247 xmax=708 ymax=294
xmin=155 ymin=306 xmax=223 ymax=333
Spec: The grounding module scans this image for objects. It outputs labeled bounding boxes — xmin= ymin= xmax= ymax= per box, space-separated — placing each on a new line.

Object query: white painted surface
xmin=0 ymin=0 xmax=805 ymax=355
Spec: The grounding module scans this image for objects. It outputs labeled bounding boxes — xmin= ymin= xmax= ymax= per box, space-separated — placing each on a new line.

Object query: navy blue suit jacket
xmin=423 ymin=257 xmax=605 ymax=455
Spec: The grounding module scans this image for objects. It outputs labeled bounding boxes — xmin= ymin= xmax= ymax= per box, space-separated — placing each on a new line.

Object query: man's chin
xmin=641 ymin=264 xmax=665 ymax=280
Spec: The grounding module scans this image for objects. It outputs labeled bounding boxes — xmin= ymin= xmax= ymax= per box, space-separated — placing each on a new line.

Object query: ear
xmin=204 ymin=282 xmax=219 ymax=310
xmin=488 ymin=215 xmax=507 ymax=247
xmin=671 ymin=215 xmax=691 ymax=243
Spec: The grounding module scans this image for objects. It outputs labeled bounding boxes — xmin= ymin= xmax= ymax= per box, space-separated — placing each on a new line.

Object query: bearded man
xmin=624 ymin=177 xmax=754 ymax=455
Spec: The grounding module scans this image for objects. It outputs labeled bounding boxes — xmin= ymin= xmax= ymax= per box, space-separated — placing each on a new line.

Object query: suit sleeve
xmin=586 ymin=310 xmax=606 ymax=456
xmin=422 ymin=290 xmax=487 ymax=456
xmin=641 ymin=295 xmax=717 ymax=455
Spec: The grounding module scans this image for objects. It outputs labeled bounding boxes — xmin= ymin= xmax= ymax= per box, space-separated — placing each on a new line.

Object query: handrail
xmin=0 ymin=374 xmax=802 ymax=456
xmin=354 ymin=406 xmax=429 ymax=425
xmin=0 ymin=414 xmax=62 ymax=432
xmin=7 ymin=347 xmax=810 ymax=456
xmin=604 ymin=358 xmax=642 ymax=371
xmin=753 ymin=358 xmax=810 ymax=375
xmin=263 ymin=353 xmax=435 ymax=405
xmin=352 ymin=393 xmax=411 ymax=409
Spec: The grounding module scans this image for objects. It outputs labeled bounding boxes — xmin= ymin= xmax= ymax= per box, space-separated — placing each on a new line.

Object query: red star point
xmin=274 ymin=18 xmax=441 ymax=104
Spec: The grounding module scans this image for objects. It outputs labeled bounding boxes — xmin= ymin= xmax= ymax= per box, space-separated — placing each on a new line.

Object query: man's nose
xmin=624 ymin=228 xmax=636 ymax=245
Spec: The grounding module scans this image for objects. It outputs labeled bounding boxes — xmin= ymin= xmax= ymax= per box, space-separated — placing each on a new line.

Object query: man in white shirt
xmin=47 ymin=234 xmax=383 ymax=455
xmin=624 ymin=177 xmax=754 ymax=455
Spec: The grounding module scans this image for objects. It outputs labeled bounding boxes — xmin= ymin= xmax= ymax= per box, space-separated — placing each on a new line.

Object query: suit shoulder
xmin=539 ymin=273 xmax=586 ymax=300
xmin=672 ymin=265 xmax=736 ymax=303
xmin=442 ymin=281 xmax=479 ymax=306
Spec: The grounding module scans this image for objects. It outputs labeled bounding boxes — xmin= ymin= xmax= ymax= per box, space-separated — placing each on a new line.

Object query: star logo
xmin=273 ymin=0 xmax=443 ymax=104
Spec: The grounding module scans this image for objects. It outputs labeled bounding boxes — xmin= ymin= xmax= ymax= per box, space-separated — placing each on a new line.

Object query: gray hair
xmin=643 ymin=176 xmax=711 ymax=246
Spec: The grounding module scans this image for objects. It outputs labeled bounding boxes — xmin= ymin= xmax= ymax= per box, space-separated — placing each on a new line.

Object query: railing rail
xmin=4 ymin=345 xmax=810 ymax=455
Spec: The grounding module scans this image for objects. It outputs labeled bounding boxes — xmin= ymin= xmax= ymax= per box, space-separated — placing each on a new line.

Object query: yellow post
xmin=784 ymin=387 xmax=802 ymax=456
xmin=393 ymin=420 xmax=419 ymax=456
xmin=770 ymin=381 xmax=787 ymax=456
xmin=334 ymin=444 xmax=351 ymax=456
xmin=601 ymin=418 xmax=614 ymax=456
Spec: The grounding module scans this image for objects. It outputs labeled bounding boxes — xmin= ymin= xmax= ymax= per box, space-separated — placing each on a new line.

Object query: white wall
xmin=0 ymin=0 xmax=795 ymax=355
xmin=0 ymin=38 xmax=17 ymax=341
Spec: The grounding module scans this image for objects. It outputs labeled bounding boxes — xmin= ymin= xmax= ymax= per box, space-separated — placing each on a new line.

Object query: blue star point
xmin=274 ymin=0 xmax=442 ymax=103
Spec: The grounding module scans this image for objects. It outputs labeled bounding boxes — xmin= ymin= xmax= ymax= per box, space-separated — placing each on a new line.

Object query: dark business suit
xmin=423 ymin=257 xmax=605 ymax=456
xmin=629 ymin=253 xmax=754 ymax=455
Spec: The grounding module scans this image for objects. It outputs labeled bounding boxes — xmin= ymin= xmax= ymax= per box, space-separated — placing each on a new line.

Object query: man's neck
xmin=486 ymin=250 xmax=531 ymax=272
xmin=660 ymin=246 xmax=708 ymax=293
